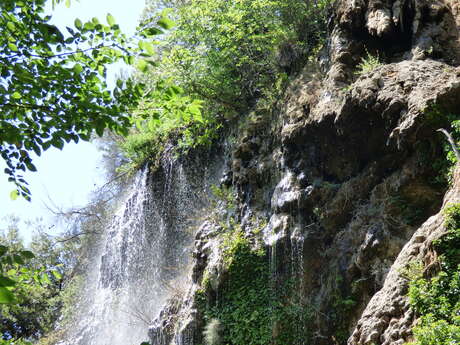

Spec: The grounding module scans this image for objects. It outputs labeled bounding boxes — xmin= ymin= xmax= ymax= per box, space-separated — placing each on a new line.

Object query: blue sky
xmin=0 ymin=0 xmax=146 ymax=241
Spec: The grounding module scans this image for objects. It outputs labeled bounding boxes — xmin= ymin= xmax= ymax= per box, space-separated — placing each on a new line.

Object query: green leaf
xmin=52 ymin=138 xmax=64 ymax=150
xmin=11 ymin=92 xmax=21 ymax=100
xmin=10 ymin=190 xmax=18 ymax=201
xmin=74 ymin=18 xmax=83 ymax=29
xmin=0 ymin=287 xmax=15 ymax=304
xmin=41 ymin=273 xmax=51 ymax=285
xmin=83 ymin=22 xmax=94 ymax=31
xmin=95 ymin=122 xmax=105 ymax=137
xmin=13 ymin=254 xmax=24 ymax=265
xmin=147 ymin=60 xmax=158 ymax=67
xmin=143 ymin=41 xmax=155 ymax=55
xmin=26 ymin=162 xmax=37 ymax=172
xmin=65 ymin=0 xmax=71 ymax=8
xmin=20 ymin=251 xmax=34 ymax=260
xmin=146 ymin=27 xmax=163 ymax=36
xmin=6 ymin=22 xmax=15 ymax=31
xmin=73 ymin=64 xmax=83 ymax=74
xmin=157 ymin=17 xmax=175 ymax=30
xmin=97 ymin=65 xmax=105 ymax=77
xmin=32 ymin=144 xmax=41 ymax=157
xmin=137 ymin=59 xmax=148 ymax=72
xmin=0 ymin=276 xmax=16 ymax=287
xmin=107 ymin=13 xmax=116 ymax=27
xmin=138 ymin=40 xmax=145 ymax=51
xmin=51 ymin=270 xmax=62 ymax=280
xmin=8 ymin=43 xmax=18 ymax=51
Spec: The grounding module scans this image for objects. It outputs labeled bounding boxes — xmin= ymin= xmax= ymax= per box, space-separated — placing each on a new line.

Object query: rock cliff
xmin=148 ymin=0 xmax=460 ymax=344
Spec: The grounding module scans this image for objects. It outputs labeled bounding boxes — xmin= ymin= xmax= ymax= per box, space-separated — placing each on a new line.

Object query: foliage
xmin=119 ymin=0 xmax=331 ymax=171
xmin=0 ymin=339 xmax=32 ymax=345
xmin=271 ymin=279 xmax=313 ymax=345
xmin=356 ymin=50 xmax=381 ymax=75
xmin=410 ymin=317 xmax=460 ymax=345
xmin=0 ymin=0 xmax=163 ymax=199
xmin=149 ymin=0 xmax=330 ymax=107
xmin=207 ymin=230 xmax=273 ymax=345
xmin=329 ymin=275 xmax=357 ymax=343
xmin=423 ymin=107 xmax=460 ymax=185
xmin=0 ymin=218 xmax=74 ymax=341
xmin=198 ymin=219 xmax=313 ymax=345
xmin=407 ymin=203 xmax=460 ymax=345
xmin=119 ymin=81 xmax=220 ymax=171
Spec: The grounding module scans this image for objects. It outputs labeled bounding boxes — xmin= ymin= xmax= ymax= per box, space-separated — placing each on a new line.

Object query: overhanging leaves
xmin=0 ymin=287 xmax=15 ymax=304
xmin=0 ymin=0 xmax=165 ymax=200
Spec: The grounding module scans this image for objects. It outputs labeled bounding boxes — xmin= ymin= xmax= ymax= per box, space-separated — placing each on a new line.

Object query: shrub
xmin=407 ymin=204 xmax=460 ymax=345
xmin=119 ymin=0 xmax=332 ymax=171
xmin=356 ymin=51 xmax=381 ymax=75
xmin=119 ymin=82 xmax=220 ymax=171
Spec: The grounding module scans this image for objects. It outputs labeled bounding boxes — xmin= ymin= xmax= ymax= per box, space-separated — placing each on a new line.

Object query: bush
xmin=151 ymin=0 xmax=330 ymax=109
xmin=119 ymin=0 xmax=331 ymax=171
xmin=356 ymin=51 xmax=381 ymax=75
xmin=407 ymin=204 xmax=460 ymax=345
xmin=119 ymin=82 xmax=220 ymax=171
xmin=410 ymin=317 xmax=460 ymax=345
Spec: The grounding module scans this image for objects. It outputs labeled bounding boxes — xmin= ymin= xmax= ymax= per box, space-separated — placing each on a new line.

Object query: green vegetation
xmin=0 ymin=0 xmax=165 ymax=199
xmin=356 ymin=50 xmax=382 ymax=75
xmin=0 ymin=188 xmax=110 ymax=344
xmin=423 ymin=107 xmax=459 ymax=185
xmin=272 ymin=280 xmax=312 ymax=345
xmin=198 ymin=227 xmax=314 ymax=345
xmin=2 ymin=0 xmax=334 ymax=343
xmin=119 ymin=0 xmax=331 ymax=171
xmin=0 ymin=218 xmax=74 ymax=342
xmin=205 ymin=230 xmax=273 ymax=345
xmin=197 ymin=186 xmax=313 ymax=345
xmin=119 ymin=82 xmax=220 ymax=171
xmin=407 ymin=203 xmax=460 ymax=345
xmin=329 ymin=276 xmax=356 ymax=343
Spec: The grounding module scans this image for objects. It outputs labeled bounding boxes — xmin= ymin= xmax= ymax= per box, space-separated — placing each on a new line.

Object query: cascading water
xmin=61 ymin=152 xmax=222 ymax=345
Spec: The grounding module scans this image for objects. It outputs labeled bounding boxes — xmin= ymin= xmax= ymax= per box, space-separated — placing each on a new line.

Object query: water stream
xmin=61 ymin=155 xmax=221 ymax=345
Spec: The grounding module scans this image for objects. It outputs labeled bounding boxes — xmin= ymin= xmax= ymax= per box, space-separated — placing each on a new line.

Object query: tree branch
xmin=437 ymin=128 xmax=460 ymax=162
xmin=0 ymin=102 xmax=53 ymax=111
xmin=4 ymin=43 xmax=120 ymax=60
xmin=55 ymin=231 xmax=102 ymax=243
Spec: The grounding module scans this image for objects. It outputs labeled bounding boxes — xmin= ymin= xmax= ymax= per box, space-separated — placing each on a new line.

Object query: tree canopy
xmin=0 ymin=0 xmax=163 ymax=200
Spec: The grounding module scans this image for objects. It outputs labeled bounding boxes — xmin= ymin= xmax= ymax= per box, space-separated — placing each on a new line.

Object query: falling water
xmin=61 ymin=153 xmax=222 ymax=345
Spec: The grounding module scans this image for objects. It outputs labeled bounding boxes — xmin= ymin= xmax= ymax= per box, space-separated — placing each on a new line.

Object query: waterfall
xmin=61 ymin=154 xmax=221 ymax=345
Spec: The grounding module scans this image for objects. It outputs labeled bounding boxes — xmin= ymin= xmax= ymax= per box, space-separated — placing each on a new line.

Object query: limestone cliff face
xmin=148 ymin=1 xmax=460 ymax=344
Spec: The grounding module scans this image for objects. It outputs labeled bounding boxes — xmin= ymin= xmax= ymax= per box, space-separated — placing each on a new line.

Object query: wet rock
xmin=147 ymin=1 xmax=460 ymax=344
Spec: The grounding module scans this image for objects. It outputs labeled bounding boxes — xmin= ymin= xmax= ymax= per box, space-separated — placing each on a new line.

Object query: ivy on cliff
xmin=208 ymin=230 xmax=273 ymax=345
xmin=197 ymin=229 xmax=314 ymax=345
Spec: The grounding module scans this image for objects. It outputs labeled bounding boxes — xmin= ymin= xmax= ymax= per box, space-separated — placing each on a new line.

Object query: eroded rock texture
xmin=349 ymin=167 xmax=460 ymax=345
xmin=148 ymin=0 xmax=460 ymax=344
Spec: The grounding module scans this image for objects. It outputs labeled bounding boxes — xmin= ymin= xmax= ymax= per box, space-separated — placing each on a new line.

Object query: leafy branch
xmin=0 ymin=0 xmax=172 ymax=200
